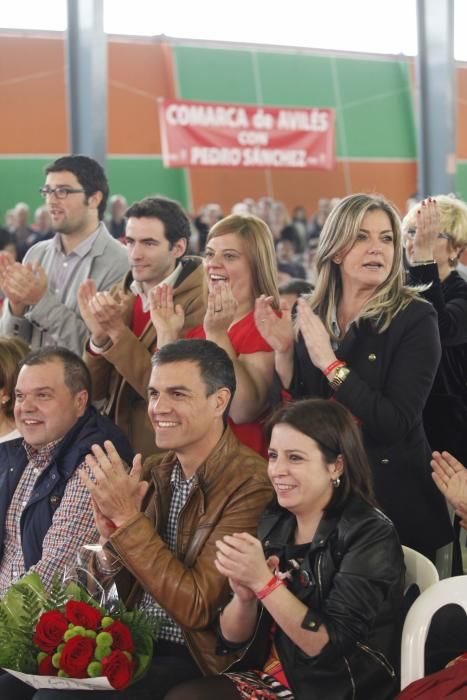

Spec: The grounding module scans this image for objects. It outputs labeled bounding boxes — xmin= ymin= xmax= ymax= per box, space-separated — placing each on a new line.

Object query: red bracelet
xmin=256 ymin=575 xmax=285 ymax=600
xmin=323 ymin=360 xmax=346 ymax=377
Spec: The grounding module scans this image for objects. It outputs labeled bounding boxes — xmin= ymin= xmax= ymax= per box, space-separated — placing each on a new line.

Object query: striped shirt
xmin=0 ymin=439 xmax=97 ymax=597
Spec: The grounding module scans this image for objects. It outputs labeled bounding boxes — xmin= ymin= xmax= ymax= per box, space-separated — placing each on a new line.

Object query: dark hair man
xmin=79 ymin=196 xmax=205 ymax=458
xmin=2 ymin=340 xmax=273 ymax=700
xmin=0 ymin=155 xmax=129 ymax=355
xmin=0 ymin=347 xmax=133 ymax=602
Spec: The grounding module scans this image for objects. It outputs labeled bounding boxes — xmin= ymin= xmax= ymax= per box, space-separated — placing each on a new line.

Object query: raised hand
xmin=78 ymin=279 xmax=109 ymax=346
xmin=80 ymin=441 xmax=149 ymax=530
xmin=296 ymin=297 xmax=336 ymax=372
xmin=86 ymin=290 xmax=126 ymax=344
xmin=431 ymin=450 xmax=467 ymax=513
xmin=203 ymin=281 xmax=237 ymax=337
xmin=149 ymin=284 xmax=184 ymax=346
xmin=215 ymin=532 xmax=272 ymax=594
xmin=0 ymin=258 xmax=48 ymax=312
xmin=412 ymin=198 xmax=440 ymax=260
xmin=254 ymin=294 xmax=294 ymax=353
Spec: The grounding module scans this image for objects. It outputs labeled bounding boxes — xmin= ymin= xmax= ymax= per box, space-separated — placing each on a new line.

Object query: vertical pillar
xmin=66 ymin=0 xmax=107 ymax=168
xmin=416 ymin=0 xmax=455 ymax=197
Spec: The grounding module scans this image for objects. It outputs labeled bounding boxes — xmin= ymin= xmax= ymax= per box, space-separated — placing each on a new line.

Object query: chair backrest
xmin=402 ymin=545 xmax=439 ymax=593
xmin=400 ymin=575 xmax=467 ymax=689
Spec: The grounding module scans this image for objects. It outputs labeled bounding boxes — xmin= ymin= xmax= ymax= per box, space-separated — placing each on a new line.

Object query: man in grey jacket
xmin=0 ymin=155 xmax=128 ymax=354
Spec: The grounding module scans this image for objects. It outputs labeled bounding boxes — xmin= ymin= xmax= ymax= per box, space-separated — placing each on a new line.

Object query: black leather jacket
xmin=219 ymin=495 xmax=405 ymax=700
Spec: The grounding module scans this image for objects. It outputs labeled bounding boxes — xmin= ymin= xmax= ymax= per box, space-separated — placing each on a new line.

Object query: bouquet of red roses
xmin=0 ymin=573 xmax=161 ymax=691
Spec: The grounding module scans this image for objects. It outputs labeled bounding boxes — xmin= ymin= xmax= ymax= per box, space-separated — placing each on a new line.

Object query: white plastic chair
xmin=402 ymin=545 xmax=439 ymax=593
xmin=400 ymin=575 xmax=467 ymax=689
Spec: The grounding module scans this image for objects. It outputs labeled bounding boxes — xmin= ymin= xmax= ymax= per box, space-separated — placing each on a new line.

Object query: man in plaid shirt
xmin=24 ymin=339 xmax=271 ymax=700
xmin=0 ymin=347 xmax=133 ymax=599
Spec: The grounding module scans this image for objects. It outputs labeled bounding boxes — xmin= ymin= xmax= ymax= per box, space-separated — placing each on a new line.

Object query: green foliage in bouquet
xmin=0 ymin=572 xmax=164 ymax=689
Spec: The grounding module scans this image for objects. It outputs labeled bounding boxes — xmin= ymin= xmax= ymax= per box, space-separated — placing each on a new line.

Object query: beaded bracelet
xmin=323 ymin=359 xmax=346 ymax=377
xmin=256 ymin=575 xmax=285 ymax=600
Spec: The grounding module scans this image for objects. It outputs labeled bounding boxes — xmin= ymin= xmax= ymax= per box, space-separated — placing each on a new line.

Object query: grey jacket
xmin=0 ymin=223 xmax=129 ymax=354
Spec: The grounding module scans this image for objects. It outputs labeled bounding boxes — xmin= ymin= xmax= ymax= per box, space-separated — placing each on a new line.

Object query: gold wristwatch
xmin=329 ymin=365 xmax=350 ymax=391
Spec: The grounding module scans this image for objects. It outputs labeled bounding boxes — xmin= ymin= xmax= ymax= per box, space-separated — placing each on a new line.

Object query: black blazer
xmin=409 ymin=266 xmax=467 ymax=464
xmin=284 ymin=298 xmax=453 ymax=556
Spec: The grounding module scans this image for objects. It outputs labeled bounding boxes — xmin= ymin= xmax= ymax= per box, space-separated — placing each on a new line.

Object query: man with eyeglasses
xmin=0 ymin=155 xmax=128 ymax=355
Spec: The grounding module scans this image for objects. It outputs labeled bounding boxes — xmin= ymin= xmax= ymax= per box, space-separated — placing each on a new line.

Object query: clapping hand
xmin=80 ymin=441 xmax=149 ymax=532
xmin=254 ymin=295 xmax=293 ymax=353
xmin=0 ymin=256 xmax=48 ymax=312
xmin=431 ymin=451 xmax=467 ymax=527
xmin=203 ymin=281 xmax=237 ymax=336
xmin=148 ymin=284 xmax=184 ymax=345
xmin=296 ymin=297 xmax=336 ymax=372
xmin=215 ymin=532 xmax=273 ymax=598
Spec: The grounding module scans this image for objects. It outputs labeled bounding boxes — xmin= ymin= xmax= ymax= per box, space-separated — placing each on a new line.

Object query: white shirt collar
xmin=129 ymin=262 xmax=183 ymax=312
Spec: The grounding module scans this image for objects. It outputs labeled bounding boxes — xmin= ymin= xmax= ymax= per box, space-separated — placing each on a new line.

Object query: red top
xmin=185 ymin=312 xmax=273 ymax=456
xmin=131 ymin=294 xmax=151 ymax=337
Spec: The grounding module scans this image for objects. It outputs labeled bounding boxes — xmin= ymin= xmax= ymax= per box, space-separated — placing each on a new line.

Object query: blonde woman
xmin=151 ymin=214 xmax=280 ymax=455
xmin=255 ymin=193 xmax=452 ymax=559
xmin=0 ymin=336 xmax=29 ymax=443
xmin=403 ymin=196 xmax=467 ymax=465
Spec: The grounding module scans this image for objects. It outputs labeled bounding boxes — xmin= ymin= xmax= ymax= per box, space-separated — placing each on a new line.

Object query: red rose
xmin=65 ymin=601 xmax=102 ymax=631
xmin=33 ymin=610 xmax=68 ymax=653
xmin=102 ymin=649 xmax=133 ymax=690
xmin=105 ymin=620 xmax=134 ymax=652
xmin=38 ymin=655 xmax=57 ymax=676
xmin=60 ymin=635 xmax=95 ymax=678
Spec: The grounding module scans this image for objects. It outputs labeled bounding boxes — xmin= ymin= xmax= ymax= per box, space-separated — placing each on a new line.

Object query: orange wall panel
xmin=189 ymin=161 xmax=416 ymax=214
xmin=0 ymin=35 xmax=67 ymax=153
xmin=108 ymin=40 xmax=176 ymax=154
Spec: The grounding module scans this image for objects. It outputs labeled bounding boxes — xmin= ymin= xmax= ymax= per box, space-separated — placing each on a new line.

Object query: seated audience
xmin=255 ymin=193 xmax=453 ymax=559
xmin=276 ymin=237 xmax=306 ymax=282
xmin=403 ymin=196 xmax=467 ymax=466
xmin=80 ymin=196 xmax=205 ymax=458
xmin=166 ymin=399 xmax=404 ymax=700
xmin=12 ymin=202 xmax=35 ymax=261
xmin=106 ymin=194 xmax=128 ymax=240
xmin=151 ymin=214 xmax=280 ymax=456
xmin=0 ymin=336 xmax=29 ymax=443
xmin=1 ymin=340 xmax=273 ymax=700
xmin=193 ymin=203 xmax=223 ymax=253
xmin=278 ymin=279 xmax=314 ymax=307
xmin=0 ymin=347 xmax=133 ymax=605
xmin=0 ymin=155 xmax=129 ymax=355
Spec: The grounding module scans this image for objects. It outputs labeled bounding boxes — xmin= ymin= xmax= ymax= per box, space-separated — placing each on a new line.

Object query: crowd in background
xmin=0 ymin=158 xmax=466 ymax=699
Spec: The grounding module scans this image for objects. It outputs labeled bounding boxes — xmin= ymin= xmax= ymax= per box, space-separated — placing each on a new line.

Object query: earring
xmin=448 ymin=256 xmax=458 ymax=266
xmin=331 ymin=476 xmax=341 ymax=489
xmin=1 ymin=398 xmax=8 ymax=405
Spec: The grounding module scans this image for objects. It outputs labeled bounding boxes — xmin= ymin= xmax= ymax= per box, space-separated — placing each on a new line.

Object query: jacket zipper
xmin=343 ymin=655 xmax=356 ymax=700
xmin=222 ymin=606 xmax=265 ymax=672
xmin=357 ymin=642 xmax=396 ymax=678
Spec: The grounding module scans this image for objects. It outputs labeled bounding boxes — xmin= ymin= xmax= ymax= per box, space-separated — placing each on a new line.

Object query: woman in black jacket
xmin=254 ymin=193 xmax=452 ymax=559
xmin=166 ymin=399 xmax=405 ymax=700
xmin=403 ymin=195 xmax=467 ymax=465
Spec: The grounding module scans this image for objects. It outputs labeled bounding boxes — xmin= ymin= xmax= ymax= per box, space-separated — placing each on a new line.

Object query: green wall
xmin=0 ymin=157 xmax=189 ymax=225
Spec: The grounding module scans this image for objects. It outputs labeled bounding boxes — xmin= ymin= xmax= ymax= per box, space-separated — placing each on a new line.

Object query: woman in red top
xmin=150 ymin=214 xmax=280 ymax=454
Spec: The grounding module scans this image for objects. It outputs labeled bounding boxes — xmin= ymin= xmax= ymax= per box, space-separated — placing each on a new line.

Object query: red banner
xmin=159 ymin=99 xmax=335 ymax=170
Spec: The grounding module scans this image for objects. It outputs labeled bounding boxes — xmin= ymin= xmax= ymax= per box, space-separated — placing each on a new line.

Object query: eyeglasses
xmin=39 ymin=186 xmax=85 ymax=200
xmin=404 ymin=228 xmax=452 ymax=242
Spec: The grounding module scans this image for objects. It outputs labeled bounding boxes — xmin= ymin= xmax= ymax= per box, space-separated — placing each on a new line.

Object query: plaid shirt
xmin=0 ymin=439 xmax=97 ymax=597
xmin=139 ymin=462 xmax=196 ymax=645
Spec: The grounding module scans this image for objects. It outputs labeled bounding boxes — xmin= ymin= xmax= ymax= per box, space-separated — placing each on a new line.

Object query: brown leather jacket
xmin=107 ymin=427 xmax=273 ymax=675
xmin=83 ymin=257 xmax=205 ymax=458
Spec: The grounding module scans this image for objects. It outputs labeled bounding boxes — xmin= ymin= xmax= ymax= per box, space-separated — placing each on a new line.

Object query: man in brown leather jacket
xmin=34 ymin=339 xmax=271 ymax=700
xmin=78 ymin=196 xmax=206 ymax=458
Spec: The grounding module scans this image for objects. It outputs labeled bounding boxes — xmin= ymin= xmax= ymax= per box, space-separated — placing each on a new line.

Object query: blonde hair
xmin=309 ymin=193 xmax=419 ymax=339
xmin=207 ymin=214 xmax=280 ymax=309
xmin=403 ymin=195 xmax=467 ymax=263
xmin=0 ymin=336 xmax=29 ymax=419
